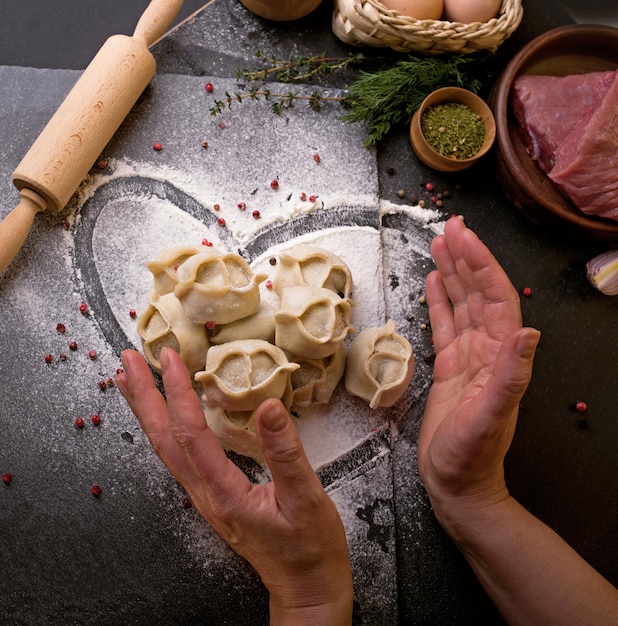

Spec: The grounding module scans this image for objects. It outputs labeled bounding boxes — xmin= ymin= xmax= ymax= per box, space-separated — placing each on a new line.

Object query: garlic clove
xmin=586 ymin=250 xmax=618 ymax=296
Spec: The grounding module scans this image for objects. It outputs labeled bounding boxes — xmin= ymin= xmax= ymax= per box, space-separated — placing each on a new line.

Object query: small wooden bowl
xmin=239 ymin=0 xmax=322 ymax=20
xmin=488 ymin=25 xmax=618 ymax=242
xmin=410 ymin=87 xmax=496 ymax=172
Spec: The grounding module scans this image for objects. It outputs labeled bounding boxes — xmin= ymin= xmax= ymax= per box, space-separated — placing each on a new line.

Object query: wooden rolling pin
xmin=0 ymin=0 xmax=184 ymax=273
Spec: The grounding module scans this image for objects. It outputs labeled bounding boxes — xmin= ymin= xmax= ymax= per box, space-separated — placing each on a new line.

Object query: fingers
xmin=431 ymin=217 xmax=522 ymax=338
xmin=425 ymin=269 xmax=457 ymax=353
xmin=482 ymin=327 xmax=541 ymax=420
xmin=255 ymin=398 xmax=324 ymax=513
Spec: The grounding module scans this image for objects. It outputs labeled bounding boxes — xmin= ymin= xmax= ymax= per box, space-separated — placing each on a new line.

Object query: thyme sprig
xmin=236 ymin=49 xmax=366 ymax=83
xmin=211 ymin=49 xmax=506 ymax=146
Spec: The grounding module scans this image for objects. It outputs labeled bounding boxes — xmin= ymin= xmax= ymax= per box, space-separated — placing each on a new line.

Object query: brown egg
xmin=442 ymin=0 xmax=502 ymax=23
xmin=380 ymin=0 xmax=444 ymax=20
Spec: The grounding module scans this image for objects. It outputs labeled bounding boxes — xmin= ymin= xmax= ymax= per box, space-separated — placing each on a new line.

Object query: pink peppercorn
xmin=313 ymin=153 xmax=321 ymax=163
xmin=309 ymin=195 xmax=317 ymax=202
xmin=522 ymin=287 xmax=532 ymax=297
xmin=237 ymin=202 xmax=246 ymax=210
xmin=45 ymin=354 xmax=53 ymax=364
xmin=205 ymin=321 xmax=215 ymax=330
xmin=575 ymin=401 xmax=587 ymax=412
xmin=79 ymin=303 xmax=89 ymax=314
xmin=129 ymin=309 xmax=137 ymax=318
xmin=98 ymin=380 xmax=107 ymax=390
xmin=217 ymin=217 xmax=226 ymax=227
xmin=56 ymin=323 xmax=66 ymax=334
xmin=153 ymin=142 xmax=163 ymax=151
xmin=300 ymin=192 xmax=307 ymax=201
xmin=201 ymin=238 xmax=213 ymax=247
xmin=91 ymin=414 xmax=101 ymax=426
xmin=213 ymin=203 xmax=220 ymax=211
xmin=88 ymin=350 xmax=97 ymax=360
xmin=75 ymin=417 xmax=85 ymax=429
xmin=96 ymin=159 xmax=108 ymax=169
xmin=425 ymin=182 xmax=434 ymax=191
xmin=69 ymin=341 xmax=78 ymax=351
xmin=90 ymin=484 xmax=102 ymax=497
xmin=265 ymin=280 xmax=273 ymax=290
xmin=270 ymin=180 xmax=279 ymax=189
xmin=205 ymin=82 xmax=214 ymax=93
xmin=252 ymin=210 xmax=261 ymax=219
xmin=2 ymin=473 xmax=13 ymax=485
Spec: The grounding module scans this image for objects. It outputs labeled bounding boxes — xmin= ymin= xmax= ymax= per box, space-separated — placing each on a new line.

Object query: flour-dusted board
xmin=0 ymin=66 xmax=445 ymax=624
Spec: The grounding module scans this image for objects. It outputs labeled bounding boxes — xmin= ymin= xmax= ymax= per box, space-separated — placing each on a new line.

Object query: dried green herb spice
xmin=421 ymin=102 xmax=485 ymax=159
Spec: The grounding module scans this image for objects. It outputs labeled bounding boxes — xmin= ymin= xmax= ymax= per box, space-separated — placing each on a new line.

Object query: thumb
xmin=484 ymin=327 xmax=541 ymax=417
xmin=255 ymin=398 xmax=321 ymax=503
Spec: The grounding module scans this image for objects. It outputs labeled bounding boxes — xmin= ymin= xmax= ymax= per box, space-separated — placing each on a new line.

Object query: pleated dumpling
xmin=273 ymin=244 xmax=353 ymax=301
xmin=137 ymin=292 xmax=209 ymax=375
xmin=203 ymin=405 xmax=264 ymax=465
xmin=195 ymin=339 xmax=299 ymax=411
xmin=275 ymin=285 xmax=354 ymax=359
xmin=146 ymin=245 xmax=204 ymax=296
xmin=208 ymin=301 xmax=276 ymax=346
xmin=174 ymin=249 xmax=266 ymax=325
xmin=344 ymin=320 xmax=414 ymax=409
xmin=289 ymin=342 xmax=347 ymax=408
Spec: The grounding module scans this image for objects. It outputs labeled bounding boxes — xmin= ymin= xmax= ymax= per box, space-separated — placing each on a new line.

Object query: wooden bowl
xmin=410 ymin=87 xmax=496 ymax=172
xmin=488 ymin=25 xmax=618 ymax=242
xmin=239 ymin=0 xmax=323 ymax=20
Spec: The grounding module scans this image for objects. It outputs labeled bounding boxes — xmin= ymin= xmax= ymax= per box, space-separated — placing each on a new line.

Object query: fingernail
xmin=517 ymin=328 xmax=541 ymax=359
xmin=159 ymin=347 xmax=170 ymax=371
xmin=260 ymin=399 xmax=288 ymax=433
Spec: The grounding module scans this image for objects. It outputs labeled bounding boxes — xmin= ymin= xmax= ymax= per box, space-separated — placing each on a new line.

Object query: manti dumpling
xmin=174 ymin=249 xmax=266 ymax=325
xmin=208 ymin=301 xmax=276 ymax=345
xmin=195 ymin=339 xmax=299 ymax=411
xmin=146 ymin=245 xmax=204 ymax=296
xmin=273 ymin=244 xmax=353 ymax=301
xmin=203 ymin=405 xmax=264 ymax=465
xmin=289 ymin=342 xmax=347 ymax=408
xmin=344 ymin=320 xmax=414 ymax=409
xmin=275 ymin=285 xmax=354 ymax=359
xmin=137 ymin=292 xmax=209 ymax=375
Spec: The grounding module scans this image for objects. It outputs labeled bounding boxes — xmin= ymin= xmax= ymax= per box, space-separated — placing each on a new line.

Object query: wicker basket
xmin=332 ymin=0 xmax=523 ymax=55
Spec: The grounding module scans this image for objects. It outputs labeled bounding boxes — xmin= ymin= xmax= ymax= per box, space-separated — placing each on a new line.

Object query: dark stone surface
xmin=1 ymin=1 xmax=616 ymax=625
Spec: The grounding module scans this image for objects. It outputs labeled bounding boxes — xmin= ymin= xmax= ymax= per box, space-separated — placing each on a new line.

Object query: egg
xmin=442 ymin=0 xmax=502 ymax=23
xmin=380 ymin=0 xmax=444 ymax=21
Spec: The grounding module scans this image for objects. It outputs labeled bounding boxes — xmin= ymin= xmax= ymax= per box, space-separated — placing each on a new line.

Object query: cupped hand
xmin=418 ymin=217 xmax=541 ymax=518
xmin=116 ymin=347 xmax=353 ymax=625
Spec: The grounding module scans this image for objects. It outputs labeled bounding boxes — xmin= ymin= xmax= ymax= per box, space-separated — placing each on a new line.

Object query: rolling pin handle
xmin=132 ymin=0 xmax=185 ymax=47
xmin=0 ymin=189 xmax=48 ymax=274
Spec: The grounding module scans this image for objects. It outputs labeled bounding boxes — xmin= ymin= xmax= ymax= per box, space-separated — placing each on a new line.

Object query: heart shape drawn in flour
xmin=72 ymin=176 xmax=436 ymax=481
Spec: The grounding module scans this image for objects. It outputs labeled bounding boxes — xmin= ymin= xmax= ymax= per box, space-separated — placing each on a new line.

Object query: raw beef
xmin=512 ymin=70 xmax=615 ymax=173
xmin=549 ymin=72 xmax=618 ymax=221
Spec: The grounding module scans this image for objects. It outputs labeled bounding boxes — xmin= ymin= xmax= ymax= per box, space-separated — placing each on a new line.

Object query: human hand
xmin=116 ymin=347 xmax=353 ymax=625
xmin=418 ymin=217 xmax=541 ymax=525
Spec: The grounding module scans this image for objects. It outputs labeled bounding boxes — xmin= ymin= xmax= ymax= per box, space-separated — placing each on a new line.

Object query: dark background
xmin=1 ymin=1 xmax=616 ymax=624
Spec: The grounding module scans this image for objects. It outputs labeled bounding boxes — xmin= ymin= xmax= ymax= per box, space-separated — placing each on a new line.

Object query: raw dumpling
xmin=203 ymin=405 xmax=264 ymax=465
xmin=195 ymin=339 xmax=299 ymax=411
xmin=146 ymin=245 xmax=204 ymax=296
xmin=208 ymin=301 xmax=276 ymax=345
xmin=137 ymin=292 xmax=209 ymax=375
xmin=275 ymin=285 xmax=354 ymax=359
xmin=289 ymin=342 xmax=347 ymax=408
xmin=174 ymin=249 xmax=266 ymax=325
xmin=273 ymin=244 xmax=353 ymax=301
xmin=344 ymin=320 xmax=414 ymax=409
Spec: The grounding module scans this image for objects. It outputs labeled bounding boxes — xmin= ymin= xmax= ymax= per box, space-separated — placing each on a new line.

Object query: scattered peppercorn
xmin=237 ymin=202 xmax=246 ymax=210
xmin=59 ymin=354 xmax=67 ymax=361
xmin=201 ymin=141 xmax=209 ymax=149
xmin=522 ymin=287 xmax=532 ymax=297
xmin=75 ymin=417 xmax=85 ymax=429
xmin=91 ymin=414 xmax=101 ymax=426
xmin=252 ymin=210 xmax=261 ymax=219
xmin=386 ymin=166 xmax=395 ymax=176
xmin=88 ymin=350 xmax=97 ymax=360
xmin=79 ymin=303 xmax=89 ymax=314
xmin=309 ymin=195 xmax=317 ymax=202
xmin=269 ymin=257 xmax=277 ymax=266
xmin=313 ymin=153 xmax=321 ymax=164
xmin=205 ymin=82 xmax=214 ymax=93
xmin=299 ymin=192 xmax=307 ymax=201
xmin=129 ymin=309 xmax=137 ymax=319
xmin=213 ymin=203 xmax=220 ymax=211
xmin=217 ymin=217 xmax=226 ymax=226
xmin=575 ymin=401 xmax=588 ymax=412
xmin=425 ymin=182 xmax=434 ymax=191
xmin=205 ymin=321 xmax=215 ymax=330
xmin=265 ymin=280 xmax=273 ymax=290
xmin=397 ymin=189 xmax=405 ymax=198
xmin=56 ymin=323 xmax=66 ymax=334
xmin=152 ymin=142 xmax=163 ymax=151
xmin=98 ymin=381 xmax=107 ymax=390
xmin=2 ymin=473 xmax=13 ymax=485
xmin=106 ymin=378 xmax=115 ymax=388
xmin=201 ymin=238 xmax=213 ymax=247
xmin=90 ymin=484 xmax=102 ymax=497
xmin=45 ymin=354 xmax=53 ymax=364
xmin=96 ymin=159 xmax=108 ymax=169
xmin=182 ymin=497 xmax=193 ymax=509
xmin=69 ymin=341 xmax=78 ymax=351
xmin=270 ymin=179 xmax=279 ymax=189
